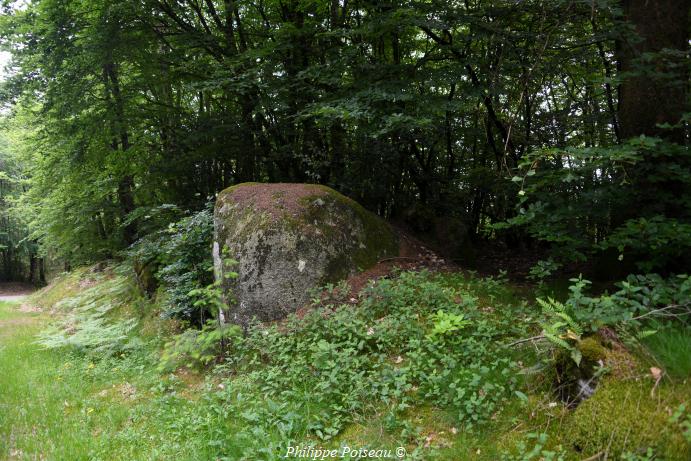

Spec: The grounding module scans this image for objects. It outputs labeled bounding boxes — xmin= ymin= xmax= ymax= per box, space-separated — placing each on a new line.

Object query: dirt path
xmin=0 ymin=282 xmax=35 ymax=302
xmin=0 ymin=286 xmax=39 ymax=340
xmin=0 ymin=294 xmax=27 ymax=302
xmin=0 ymin=284 xmax=37 ymax=330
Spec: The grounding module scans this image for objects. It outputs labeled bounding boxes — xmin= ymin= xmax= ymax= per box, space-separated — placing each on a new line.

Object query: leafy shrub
xmin=502 ymin=137 xmax=691 ymax=271
xmin=602 ymin=215 xmax=691 ymax=273
xmin=428 ymin=310 xmax=471 ymax=337
xmin=528 ymin=259 xmax=562 ymax=296
xmin=547 ymin=273 xmax=690 ymax=333
xmin=128 ymin=206 xmax=214 ymax=321
xmin=159 ymin=319 xmax=242 ymax=372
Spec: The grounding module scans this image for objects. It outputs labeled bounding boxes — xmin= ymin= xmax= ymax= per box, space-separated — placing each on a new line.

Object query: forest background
xmin=0 ymin=0 xmax=688 ymax=292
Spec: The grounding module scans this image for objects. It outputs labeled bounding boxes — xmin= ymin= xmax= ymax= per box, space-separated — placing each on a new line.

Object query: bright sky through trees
xmin=0 ymin=52 xmax=10 ymax=81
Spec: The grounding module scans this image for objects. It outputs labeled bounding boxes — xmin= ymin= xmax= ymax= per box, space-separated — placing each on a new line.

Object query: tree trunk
xmin=613 ymin=0 xmax=690 ymax=249
xmin=29 ymin=254 xmax=37 ymax=284
xmin=39 ymin=258 xmax=46 ymax=285
xmin=104 ymin=61 xmax=137 ymax=245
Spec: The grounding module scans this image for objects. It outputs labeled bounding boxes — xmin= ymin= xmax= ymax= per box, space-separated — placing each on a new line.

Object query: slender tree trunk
xmin=39 ymin=258 xmax=46 ymax=285
xmin=29 ymin=254 xmax=36 ymax=284
xmin=591 ymin=15 xmax=621 ymax=143
xmin=104 ymin=61 xmax=137 ymax=245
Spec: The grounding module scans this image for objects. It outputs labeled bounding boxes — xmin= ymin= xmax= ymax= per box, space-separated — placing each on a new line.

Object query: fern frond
xmin=554 ymin=312 xmax=582 ymax=336
xmin=544 ymin=332 xmax=571 ymax=350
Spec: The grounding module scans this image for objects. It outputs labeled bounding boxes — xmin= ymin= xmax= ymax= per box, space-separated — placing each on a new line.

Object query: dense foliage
xmin=0 ymin=115 xmax=44 ymax=282
xmin=0 ymin=2 xmax=688 ymax=458
xmin=127 ymin=206 xmax=215 ymax=320
xmin=0 ymin=0 xmax=687 ymax=282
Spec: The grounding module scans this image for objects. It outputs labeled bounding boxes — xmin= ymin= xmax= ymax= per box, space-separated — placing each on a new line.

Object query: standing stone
xmin=213 ymin=183 xmax=398 ymax=327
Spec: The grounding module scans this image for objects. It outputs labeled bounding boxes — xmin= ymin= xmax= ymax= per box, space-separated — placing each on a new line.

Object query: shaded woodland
xmin=0 ymin=3 xmax=690 ymax=460
xmin=0 ymin=0 xmax=688 ymax=279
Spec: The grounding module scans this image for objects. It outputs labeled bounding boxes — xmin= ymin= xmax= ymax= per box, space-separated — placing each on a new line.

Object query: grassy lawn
xmin=1 ymin=300 xmax=124 ymax=459
xmin=0 ymin=300 xmax=208 ymax=461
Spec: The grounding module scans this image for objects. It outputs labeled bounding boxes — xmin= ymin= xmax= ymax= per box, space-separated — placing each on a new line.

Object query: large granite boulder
xmin=213 ymin=183 xmax=398 ymax=326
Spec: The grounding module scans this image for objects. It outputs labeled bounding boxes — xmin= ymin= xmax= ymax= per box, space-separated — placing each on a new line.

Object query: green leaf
xmin=514 ymin=390 xmax=529 ymax=402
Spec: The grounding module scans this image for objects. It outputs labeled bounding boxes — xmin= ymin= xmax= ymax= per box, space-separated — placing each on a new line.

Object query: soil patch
xmin=294 ymin=229 xmax=455 ymax=319
xmin=222 ymin=183 xmax=329 ymax=221
xmin=344 ymin=231 xmax=453 ymax=298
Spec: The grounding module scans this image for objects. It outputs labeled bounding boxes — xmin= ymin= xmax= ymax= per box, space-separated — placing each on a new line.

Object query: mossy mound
xmin=213 ymin=183 xmax=398 ymax=326
xmin=554 ymin=336 xmax=608 ymax=405
xmin=562 ymin=378 xmax=690 ymax=459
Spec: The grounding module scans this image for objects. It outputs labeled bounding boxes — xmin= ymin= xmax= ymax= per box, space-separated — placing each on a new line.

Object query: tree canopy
xmin=0 ymin=0 xmax=688 ymax=280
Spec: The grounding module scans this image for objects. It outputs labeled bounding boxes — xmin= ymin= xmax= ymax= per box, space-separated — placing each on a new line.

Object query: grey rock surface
xmin=213 ymin=183 xmax=398 ymax=327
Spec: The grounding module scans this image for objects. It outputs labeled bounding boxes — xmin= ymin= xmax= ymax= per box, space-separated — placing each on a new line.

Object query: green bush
xmin=159 ymin=319 xmax=242 ymax=372
xmin=128 ymin=206 xmax=214 ymax=322
xmin=551 ymin=273 xmax=690 ymax=333
xmin=502 ymin=138 xmax=691 ymax=272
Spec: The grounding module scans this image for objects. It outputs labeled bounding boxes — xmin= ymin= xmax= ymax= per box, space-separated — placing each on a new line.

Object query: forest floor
xmin=0 ymin=270 xmax=689 ymax=460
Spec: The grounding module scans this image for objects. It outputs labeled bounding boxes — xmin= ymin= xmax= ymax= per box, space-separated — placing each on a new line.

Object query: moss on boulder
xmin=213 ymin=183 xmax=398 ymax=327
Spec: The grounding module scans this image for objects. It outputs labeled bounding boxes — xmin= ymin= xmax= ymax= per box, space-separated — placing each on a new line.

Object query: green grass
xmin=0 ymin=300 xmax=216 ymax=461
xmin=0 ymin=300 xmax=103 ymax=459
xmin=643 ymin=323 xmax=691 ymax=379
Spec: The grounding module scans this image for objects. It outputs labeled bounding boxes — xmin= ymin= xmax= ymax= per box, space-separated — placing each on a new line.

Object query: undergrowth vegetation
xmin=3 ymin=265 xmax=687 ymax=460
xmin=37 ymin=272 xmax=141 ymax=354
xmin=127 ymin=206 xmax=215 ymax=322
xmin=0 ymin=1 xmax=688 ymax=459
